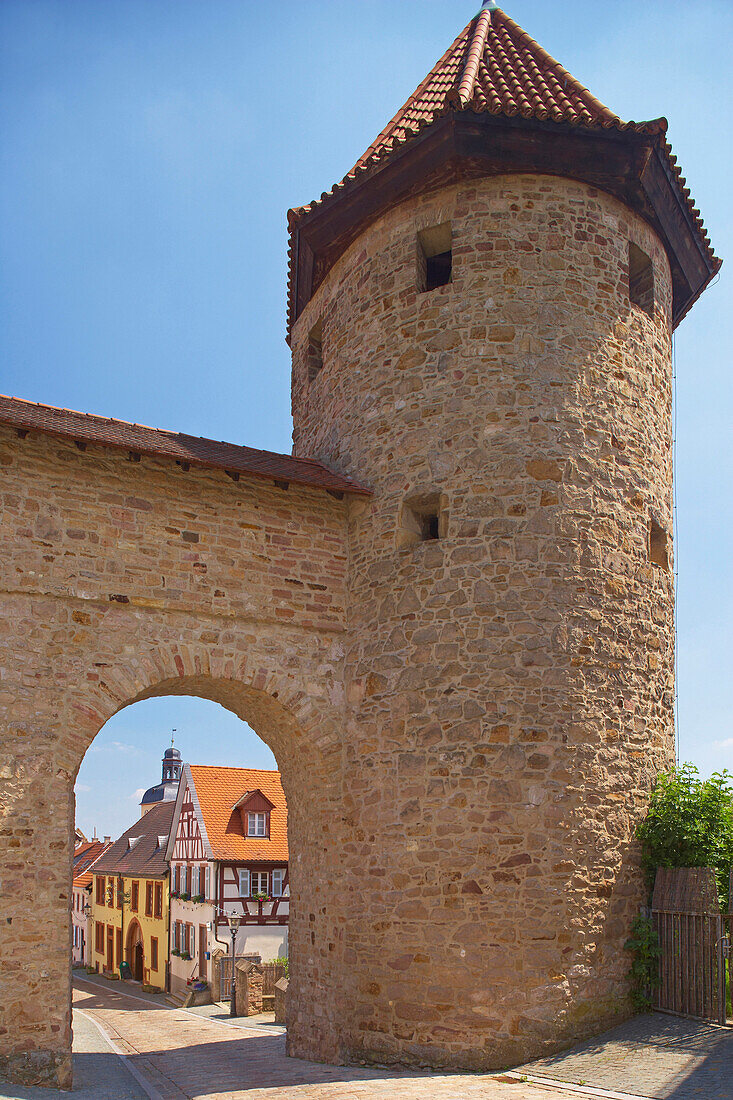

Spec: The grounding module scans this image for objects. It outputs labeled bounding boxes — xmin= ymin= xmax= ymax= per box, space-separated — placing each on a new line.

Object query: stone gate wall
xmin=0 ymin=425 xmax=351 ymax=1087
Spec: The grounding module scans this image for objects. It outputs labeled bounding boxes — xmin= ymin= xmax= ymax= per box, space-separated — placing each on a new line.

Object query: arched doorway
xmin=126 ymin=919 xmax=144 ymax=982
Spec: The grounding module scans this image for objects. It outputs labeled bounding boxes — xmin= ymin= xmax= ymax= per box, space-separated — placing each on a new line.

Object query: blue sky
xmin=1 ymin=1 xmax=731 ymax=839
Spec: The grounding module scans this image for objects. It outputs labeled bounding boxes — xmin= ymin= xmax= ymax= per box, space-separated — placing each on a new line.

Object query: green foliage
xmin=636 ymin=764 xmax=733 ymax=907
xmin=624 ymin=913 xmax=660 ymax=1011
xmin=271 ymin=955 xmax=289 ymax=979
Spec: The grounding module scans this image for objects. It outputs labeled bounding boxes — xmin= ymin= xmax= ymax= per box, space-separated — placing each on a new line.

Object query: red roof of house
xmin=93 ymin=802 xmax=176 ymax=879
xmin=189 ymin=765 xmax=288 ymax=863
xmin=72 ymin=840 xmax=112 ymax=889
xmin=0 ymin=394 xmax=371 ymax=497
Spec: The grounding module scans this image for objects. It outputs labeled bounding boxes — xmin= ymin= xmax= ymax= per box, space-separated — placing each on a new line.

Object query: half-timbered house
xmin=166 ymin=764 xmax=288 ymax=999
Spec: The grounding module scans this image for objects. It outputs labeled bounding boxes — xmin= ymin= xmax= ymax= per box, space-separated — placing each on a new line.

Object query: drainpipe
xmin=119 ymin=874 xmax=125 ymax=977
xmin=212 ymin=861 xmax=228 ymax=951
xmin=166 ymin=869 xmax=171 ymax=993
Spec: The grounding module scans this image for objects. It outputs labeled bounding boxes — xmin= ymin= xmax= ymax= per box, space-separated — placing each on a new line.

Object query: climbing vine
xmin=624 ymin=914 xmax=661 ymax=1011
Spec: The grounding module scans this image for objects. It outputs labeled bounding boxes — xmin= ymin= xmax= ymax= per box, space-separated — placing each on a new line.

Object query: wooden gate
xmin=218 ymin=954 xmax=261 ymax=1001
xmin=261 ymin=962 xmax=286 ymax=997
xmin=651 ymin=867 xmax=731 ymax=1025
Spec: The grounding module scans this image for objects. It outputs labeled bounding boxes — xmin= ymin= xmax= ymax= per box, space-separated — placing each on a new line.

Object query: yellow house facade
xmin=90 ymin=801 xmax=174 ymax=991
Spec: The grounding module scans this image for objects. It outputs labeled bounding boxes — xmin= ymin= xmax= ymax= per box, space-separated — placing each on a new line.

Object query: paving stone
xmin=521 ymin=1011 xmax=733 ymax=1099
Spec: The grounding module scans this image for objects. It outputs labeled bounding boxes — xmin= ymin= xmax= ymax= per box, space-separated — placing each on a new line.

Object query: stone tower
xmin=287 ymin=3 xmax=719 ymax=1070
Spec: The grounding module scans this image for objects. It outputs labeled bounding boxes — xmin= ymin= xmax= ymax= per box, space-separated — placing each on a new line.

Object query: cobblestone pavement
xmin=1 ymin=977 xmax=596 ymax=1100
xmin=0 ymin=1004 xmax=149 ymax=1099
xmin=522 ymin=1012 xmax=733 ymax=1099
xmin=5 ymin=979 xmax=729 ymax=1100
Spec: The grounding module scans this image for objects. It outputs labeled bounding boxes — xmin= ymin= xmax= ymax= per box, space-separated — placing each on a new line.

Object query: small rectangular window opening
xmin=398 ymin=492 xmax=447 ymax=549
xmin=307 ymin=319 xmax=323 ymax=382
xmin=649 ymin=517 xmax=669 ymax=570
xmin=418 ymin=223 xmax=452 ymax=293
xmin=629 ymin=243 xmax=654 ymax=317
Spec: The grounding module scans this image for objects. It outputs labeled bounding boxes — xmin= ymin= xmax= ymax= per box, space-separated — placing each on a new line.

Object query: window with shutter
xmin=151 ymin=937 xmax=158 ymax=971
xmin=205 ymin=865 xmax=210 ymax=900
xmin=154 ymin=881 xmax=162 ymax=918
xmin=272 ymin=869 xmax=284 ymax=897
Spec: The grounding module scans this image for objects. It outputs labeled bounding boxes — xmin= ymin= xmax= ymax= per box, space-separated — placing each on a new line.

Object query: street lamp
xmin=229 ymin=912 xmax=241 ymax=1018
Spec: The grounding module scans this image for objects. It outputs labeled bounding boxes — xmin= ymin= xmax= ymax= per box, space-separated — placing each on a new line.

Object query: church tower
xmin=140 ymin=740 xmax=182 ymax=816
xmin=288 ymin=3 xmax=719 ymax=1070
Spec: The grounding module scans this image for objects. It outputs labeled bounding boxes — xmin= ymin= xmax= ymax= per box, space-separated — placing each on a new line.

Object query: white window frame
xmin=181 ymin=866 xmax=187 ymax=895
xmin=192 ymin=866 xmax=199 ymax=897
xmin=247 ymin=812 xmax=267 ymax=837
xmin=205 ymin=865 xmax=210 ymax=900
xmin=251 ymin=870 xmax=268 ymax=896
xmin=238 ymin=868 xmax=250 ymax=898
xmin=271 ymin=869 xmax=284 ymax=897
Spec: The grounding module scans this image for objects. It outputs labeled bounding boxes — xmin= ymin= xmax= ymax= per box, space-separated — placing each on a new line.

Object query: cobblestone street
xmin=1 ymin=977 xmax=731 ymax=1100
xmin=0 ymin=978 xmax=594 ymax=1100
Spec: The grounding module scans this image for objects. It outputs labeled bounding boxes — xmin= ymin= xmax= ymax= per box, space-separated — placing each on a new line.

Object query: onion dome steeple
xmin=139 ymin=736 xmax=182 ymax=815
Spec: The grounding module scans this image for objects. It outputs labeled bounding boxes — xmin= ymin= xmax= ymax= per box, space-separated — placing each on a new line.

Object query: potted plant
xmin=192 ymin=894 xmax=204 ymax=903
xmin=180 ymin=951 xmax=191 ymax=961
xmin=180 ymin=892 xmax=190 ymax=901
xmin=255 ymin=892 xmax=273 ymax=916
xmin=171 ymin=948 xmax=180 ymax=957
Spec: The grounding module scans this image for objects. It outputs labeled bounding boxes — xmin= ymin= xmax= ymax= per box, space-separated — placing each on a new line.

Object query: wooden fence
xmin=651 ymin=867 xmax=731 ymax=1025
xmin=261 ymin=962 xmax=287 ymax=997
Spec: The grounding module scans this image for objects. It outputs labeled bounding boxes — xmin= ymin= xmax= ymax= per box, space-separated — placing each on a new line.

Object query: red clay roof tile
xmin=0 ymin=394 xmax=371 ymax=497
xmin=189 ymin=766 xmax=288 ymax=863
xmin=287 ymin=6 xmax=719 ymax=333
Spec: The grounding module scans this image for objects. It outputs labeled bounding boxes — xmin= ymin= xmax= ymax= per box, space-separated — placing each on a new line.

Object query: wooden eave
xmin=288 ymin=112 xmax=720 ymax=335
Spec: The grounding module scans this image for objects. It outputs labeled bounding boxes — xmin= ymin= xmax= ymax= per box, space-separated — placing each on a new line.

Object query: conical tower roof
xmin=350 ymin=3 xmax=659 ymax=181
xmin=287 ymin=4 xmax=719 ymax=334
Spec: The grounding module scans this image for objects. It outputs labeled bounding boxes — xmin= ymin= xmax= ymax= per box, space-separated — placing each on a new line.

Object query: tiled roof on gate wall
xmin=0 ymin=394 xmax=371 ymax=497
xmin=188 ymin=766 xmax=288 ymax=863
xmin=92 ymin=802 xmax=175 ymax=879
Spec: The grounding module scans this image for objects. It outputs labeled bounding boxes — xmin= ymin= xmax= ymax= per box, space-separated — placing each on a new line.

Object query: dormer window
xmin=232 ymin=788 xmax=275 ymax=836
xmin=248 ymin=812 xmax=268 ymax=837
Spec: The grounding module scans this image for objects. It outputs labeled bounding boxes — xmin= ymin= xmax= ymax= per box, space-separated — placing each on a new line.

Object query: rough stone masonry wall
xmin=0 ymin=429 xmax=351 ymax=1087
xmin=292 ymin=174 xmax=676 ymax=1069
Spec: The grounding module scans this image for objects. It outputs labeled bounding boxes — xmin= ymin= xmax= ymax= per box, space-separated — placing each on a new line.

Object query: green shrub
xmin=636 ymin=764 xmax=733 ymax=907
xmin=270 ymin=955 xmax=288 ymax=979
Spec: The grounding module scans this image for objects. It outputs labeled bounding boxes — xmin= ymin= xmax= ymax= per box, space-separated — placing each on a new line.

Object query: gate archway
xmin=0 ymin=418 xmax=354 ymax=1089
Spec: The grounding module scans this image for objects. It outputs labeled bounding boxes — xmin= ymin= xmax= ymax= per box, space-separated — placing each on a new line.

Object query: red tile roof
xmin=287 ymin=5 xmax=719 ymax=332
xmin=348 ymin=6 xmax=662 ymax=184
xmin=0 ymin=394 xmax=371 ymax=497
xmin=189 ymin=766 xmax=288 ymax=863
xmin=92 ymin=802 xmax=176 ymax=879
xmin=72 ymin=840 xmax=112 ymax=889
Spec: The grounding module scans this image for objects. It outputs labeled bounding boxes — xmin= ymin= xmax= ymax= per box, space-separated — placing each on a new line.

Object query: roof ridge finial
xmin=481 ymin=1 xmax=499 ymax=10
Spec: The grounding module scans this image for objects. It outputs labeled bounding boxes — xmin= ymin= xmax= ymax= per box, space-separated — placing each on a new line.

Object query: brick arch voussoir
xmin=70 ymin=639 xmax=342 ymax=779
